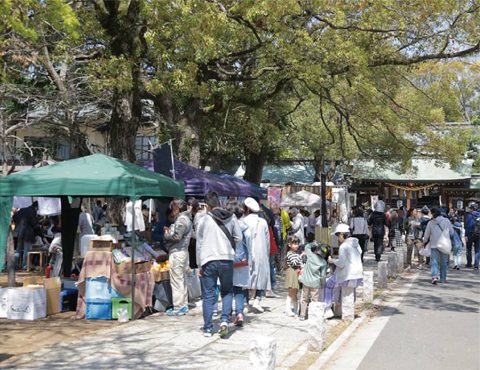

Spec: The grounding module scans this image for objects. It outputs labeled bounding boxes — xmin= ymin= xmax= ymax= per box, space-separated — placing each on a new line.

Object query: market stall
xmin=0 ymin=153 xmax=185 ymax=320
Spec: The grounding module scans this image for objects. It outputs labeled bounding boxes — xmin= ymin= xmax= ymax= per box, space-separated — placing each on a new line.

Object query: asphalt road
xmin=357 ymin=266 xmax=480 ymax=370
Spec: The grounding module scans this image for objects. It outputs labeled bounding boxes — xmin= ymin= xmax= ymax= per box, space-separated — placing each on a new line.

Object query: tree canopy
xmin=1 ymin=0 xmax=479 ymax=181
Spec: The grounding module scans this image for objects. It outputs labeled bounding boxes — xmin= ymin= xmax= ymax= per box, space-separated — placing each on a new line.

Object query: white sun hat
xmin=244 ymin=197 xmax=260 ymax=213
xmin=331 ymin=223 xmax=350 ymax=235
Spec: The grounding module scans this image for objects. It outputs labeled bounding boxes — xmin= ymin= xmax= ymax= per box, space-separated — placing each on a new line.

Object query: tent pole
xmin=131 ymin=200 xmax=135 ymax=321
xmin=169 ymin=139 xmax=176 ymax=180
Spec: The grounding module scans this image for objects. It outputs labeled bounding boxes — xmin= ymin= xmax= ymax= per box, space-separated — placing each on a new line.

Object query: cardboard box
xmin=23 ymin=276 xmax=44 ymax=287
xmin=44 ymin=277 xmax=61 ymax=316
xmin=7 ymin=287 xmax=46 ymax=320
xmin=0 ymin=288 xmax=9 ymax=318
xmin=90 ymin=239 xmax=114 ymax=251
xmin=114 ymin=260 xmax=151 ymax=275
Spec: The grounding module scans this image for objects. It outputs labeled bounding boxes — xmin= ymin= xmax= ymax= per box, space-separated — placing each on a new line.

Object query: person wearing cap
xmin=452 ymin=221 xmax=464 ymax=270
xmin=464 ymin=204 xmax=480 ymax=269
xmin=290 ymin=208 xmax=305 ymax=246
xmin=243 ymin=197 xmax=271 ymax=313
xmin=324 ymin=224 xmax=363 ymax=317
xmin=423 ymin=207 xmax=454 ymax=284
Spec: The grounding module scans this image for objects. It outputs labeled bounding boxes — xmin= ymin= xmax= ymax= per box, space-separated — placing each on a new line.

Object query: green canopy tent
xmin=0 ymin=153 xmax=185 ymax=318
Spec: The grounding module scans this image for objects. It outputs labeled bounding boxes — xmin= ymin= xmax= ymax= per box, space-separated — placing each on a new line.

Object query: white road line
xmin=321 ymin=272 xmax=419 ymax=370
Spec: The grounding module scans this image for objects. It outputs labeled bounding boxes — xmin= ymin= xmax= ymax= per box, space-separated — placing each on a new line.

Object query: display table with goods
xmin=75 ymin=250 xmax=154 ymax=320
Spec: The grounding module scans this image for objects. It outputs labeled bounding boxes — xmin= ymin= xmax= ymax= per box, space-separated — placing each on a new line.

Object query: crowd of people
xmin=157 ymin=192 xmax=365 ymax=338
xmin=5 ymin=192 xmax=479 ymax=339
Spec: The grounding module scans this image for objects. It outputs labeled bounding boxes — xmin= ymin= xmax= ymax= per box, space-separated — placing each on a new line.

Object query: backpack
xmin=472 ymin=216 xmax=480 ymax=238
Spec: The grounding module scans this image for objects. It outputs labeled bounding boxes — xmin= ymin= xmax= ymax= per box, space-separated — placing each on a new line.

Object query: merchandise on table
xmin=151 ymin=260 xmax=170 ymax=282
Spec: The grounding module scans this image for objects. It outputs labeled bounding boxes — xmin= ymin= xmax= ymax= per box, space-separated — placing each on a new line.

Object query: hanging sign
xmin=457 ymin=200 xmax=463 ymax=210
xmin=396 ymin=200 xmax=403 ymax=208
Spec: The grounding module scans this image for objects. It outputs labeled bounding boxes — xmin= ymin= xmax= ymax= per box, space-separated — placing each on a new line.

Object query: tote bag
xmin=436 ymin=224 xmax=452 ymax=255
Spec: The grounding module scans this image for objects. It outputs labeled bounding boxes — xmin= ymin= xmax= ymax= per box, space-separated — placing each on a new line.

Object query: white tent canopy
xmin=281 ymin=190 xmax=324 ymax=207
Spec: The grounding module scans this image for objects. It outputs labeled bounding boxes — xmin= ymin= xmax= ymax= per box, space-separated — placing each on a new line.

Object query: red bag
xmin=269 ymin=226 xmax=278 ymax=255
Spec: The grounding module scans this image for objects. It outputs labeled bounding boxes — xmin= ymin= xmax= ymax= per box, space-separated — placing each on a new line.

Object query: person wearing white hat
xmin=290 ymin=208 xmax=305 ymax=246
xmin=323 ymin=224 xmax=363 ymax=317
xmin=243 ymin=197 xmax=271 ymax=313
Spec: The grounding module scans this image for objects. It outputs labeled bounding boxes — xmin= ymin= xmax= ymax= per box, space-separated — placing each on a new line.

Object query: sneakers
xmin=285 ymin=310 xmax=295 ymax=317
xmin=203 ymin=330 xmax=213 ymax=338
xmin=299 ymin=316 xmax=306 ymax=321
xmin=252 ymin=298 xmax=264 ymax=313
xmin=213 ymin=309 xmax=219 ymax=316
xmin=234 ymin=313 xmax=244 ymax=327
xmin=431 ymin=277 xmax=439 ymax=285
xmin=166 ymin=305 xmax=189 ymax=316
xmin=219 ymin=322 xmax=228 ymax=338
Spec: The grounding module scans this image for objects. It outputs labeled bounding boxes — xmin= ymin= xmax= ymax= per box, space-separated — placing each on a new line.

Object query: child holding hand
xmin=284 ymin=235 xmax=302 ymax=317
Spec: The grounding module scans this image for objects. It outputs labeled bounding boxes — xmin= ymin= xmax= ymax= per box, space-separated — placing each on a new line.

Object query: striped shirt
xmin=286 ymin=251 xmax=302 ymax=268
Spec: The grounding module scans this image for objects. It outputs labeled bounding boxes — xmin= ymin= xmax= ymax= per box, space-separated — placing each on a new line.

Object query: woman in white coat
xmin=243 ymin=197 xmax=271 ymax=313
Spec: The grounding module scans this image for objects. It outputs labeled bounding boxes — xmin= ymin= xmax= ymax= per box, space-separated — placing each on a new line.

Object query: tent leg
xmin=131 ymin=200 xmax=135 ymax=321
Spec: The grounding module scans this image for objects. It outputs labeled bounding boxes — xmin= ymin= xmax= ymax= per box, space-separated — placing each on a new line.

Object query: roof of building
xmin=352 ymin=159 xmax=473 ymax=182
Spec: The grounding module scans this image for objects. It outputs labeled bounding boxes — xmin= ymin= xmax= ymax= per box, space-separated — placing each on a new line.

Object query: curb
xmin=306 ymin=268 xmax=417 ymax=370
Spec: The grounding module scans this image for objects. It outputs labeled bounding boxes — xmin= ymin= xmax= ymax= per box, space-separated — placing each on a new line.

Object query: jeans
xmin=233 ymin=286 xmax=248 ymax=315
xmin=269 ymin=254 xmax=276 ymax=289
xmin=466 ymin=236 xmax=480 ymax=268
xmin=373 ymin=234 xmax=384 ymax=261
xmin=430 ymin=248 xmax=448 ymax=281
xmin=201 ymin=260 xmax=234 ymax=332
xmin=15 ymin=236 xmax=33 ymax=270
xmin=255 ymin=290 xmax=265 ymax=299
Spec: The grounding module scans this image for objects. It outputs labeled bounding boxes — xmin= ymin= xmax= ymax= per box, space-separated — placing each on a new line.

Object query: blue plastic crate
xmin=85 ymin=299 xmax=112 ymax=320
xmin=86 ymin=277 xmax=123 ymax=300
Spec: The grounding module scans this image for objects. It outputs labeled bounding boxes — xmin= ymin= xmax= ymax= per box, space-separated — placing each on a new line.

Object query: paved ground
xmin=323 ymin=259 xmax=480 ymax=370
xmin=0 ymin=249 xmax=386 ymax=370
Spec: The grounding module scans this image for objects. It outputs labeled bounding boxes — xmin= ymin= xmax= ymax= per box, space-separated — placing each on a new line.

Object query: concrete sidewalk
xmin=0 ymin=250 xmax=396 ymax=370
xmin=322 ymin=259 xmax=480 ymax=370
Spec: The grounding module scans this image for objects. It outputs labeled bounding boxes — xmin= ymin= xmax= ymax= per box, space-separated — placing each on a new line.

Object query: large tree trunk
xmin=69 ymin=127 xmax=91 ymax=159
xmin=178 ymin=98 xmax=202 ymax=168
xmin=314 ymin=154 xmax=328 ymax=227
xmin=244 ymin=143 xmax=268 ymax=185
xmin=7 ymin=227 xmax=16 ymax=287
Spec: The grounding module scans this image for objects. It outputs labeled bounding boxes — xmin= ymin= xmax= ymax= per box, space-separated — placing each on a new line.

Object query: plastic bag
xmin=436 ymin=226 xmax=452 ymax=255
xmin=117 ymin=308 xmax=129 ymax=323
xmin=186 ymin=269 xmax=201 ymax=300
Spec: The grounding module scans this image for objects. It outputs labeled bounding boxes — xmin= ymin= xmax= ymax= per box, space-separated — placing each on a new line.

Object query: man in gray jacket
xmin=196 ymin=192 xmax=242 ymax=338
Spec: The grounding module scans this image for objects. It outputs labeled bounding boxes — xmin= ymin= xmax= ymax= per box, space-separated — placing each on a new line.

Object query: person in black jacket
xmin=368 ymin=206 xmax=390 ymax=262
xmin=13 ymin=201 xmax=39 ymax=270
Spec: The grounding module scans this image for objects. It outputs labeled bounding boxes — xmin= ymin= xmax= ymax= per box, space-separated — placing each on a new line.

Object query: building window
xmin=23 ymin=137 xmax=70 ymax=160
xmin=135 ymin=136 xmax=155 ymax=161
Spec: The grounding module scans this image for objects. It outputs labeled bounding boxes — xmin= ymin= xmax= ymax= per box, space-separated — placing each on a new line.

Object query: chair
xmin=26 ymin=250 xmax=48 ymax=271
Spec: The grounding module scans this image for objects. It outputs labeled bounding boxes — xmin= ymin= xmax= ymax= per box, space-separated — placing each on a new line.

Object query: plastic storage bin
xmin=111 ymin=298 xmax=132 ymax=320
xmin=85 ymin=299 xmax=112 ymax=320
xmin=86 ymin=277 xmax=123 ymax=300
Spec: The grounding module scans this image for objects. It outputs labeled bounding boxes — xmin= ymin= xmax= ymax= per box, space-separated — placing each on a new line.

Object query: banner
xmin=267 ymin=187 xmax=282 ymax=208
